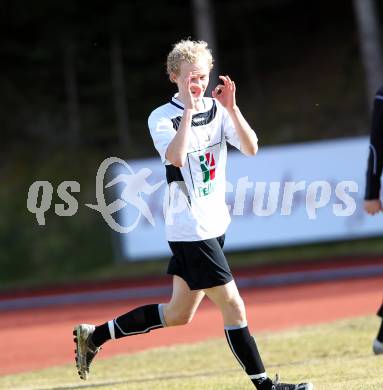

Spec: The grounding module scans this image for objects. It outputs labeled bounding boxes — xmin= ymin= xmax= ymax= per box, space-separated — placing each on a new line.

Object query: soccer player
xmin=73 ymin=39 xmax=314 ymax=389
xmin=364 ymin=85 xmax=383 ymax=355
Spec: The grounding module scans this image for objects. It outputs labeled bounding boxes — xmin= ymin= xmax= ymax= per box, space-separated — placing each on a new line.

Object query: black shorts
xmin=167 ymin=234 xmax=233 ymax=290
xmin=378 ymin=303 xmax=383 ymax=318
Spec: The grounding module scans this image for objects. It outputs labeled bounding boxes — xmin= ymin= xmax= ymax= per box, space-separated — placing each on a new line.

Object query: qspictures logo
xmin=198 ymin=151 xmax=216 ymax=197
xmin=27 ymin=156 xmax=362 ymax=233
xmin=26 ymin=157 xmax=165 ymax=233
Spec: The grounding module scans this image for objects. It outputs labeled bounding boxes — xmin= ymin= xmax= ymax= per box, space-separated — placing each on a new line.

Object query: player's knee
xmin=164 ymin=308 xmax=195 ymax=326
xmin=226 ymin=295 xmax=246 ymax=321
xmin=177 ymin=311 xmax=194 ymax=325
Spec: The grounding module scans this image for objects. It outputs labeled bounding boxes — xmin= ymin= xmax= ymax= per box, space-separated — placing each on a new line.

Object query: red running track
xmin=1 ymin=275 xmax=382 ymax=376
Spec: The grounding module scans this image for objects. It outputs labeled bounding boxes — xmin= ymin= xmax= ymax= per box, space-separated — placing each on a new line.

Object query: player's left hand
xmin=212 ymin=75 xmax=237 ymax=111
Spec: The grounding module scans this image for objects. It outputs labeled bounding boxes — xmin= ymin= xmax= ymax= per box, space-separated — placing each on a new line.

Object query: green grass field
xmin=1 ymin=316 xmax=382 ymax=390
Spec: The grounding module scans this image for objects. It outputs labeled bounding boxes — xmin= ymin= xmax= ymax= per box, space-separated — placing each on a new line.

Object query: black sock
xmin=252 ymin=377 xmax=273 ymax=390
xmin=224 ymin=324 xmax=272 ymax=390
xmin=91 ymin=322 xmax=110 ymax=347
xmin=377 ymin=319 xmax=383 ymax=343
xmin=91 ymin=304 xmax=166 ymax=347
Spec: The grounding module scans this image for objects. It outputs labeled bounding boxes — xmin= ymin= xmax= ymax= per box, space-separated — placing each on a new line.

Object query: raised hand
xmin=179 ymin=72 xmax=205 ymax=110
xmin=179 ymin=72 xmax=196 ymax=110
xmin=212 ymin=75 xmax=237 ymax=111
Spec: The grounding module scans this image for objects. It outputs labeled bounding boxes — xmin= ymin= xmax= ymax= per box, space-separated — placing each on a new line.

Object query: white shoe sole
xmin=299 ymin=384 xmax=314 ymax=390
xmin=73 ymin=324 xmax=94 ymax=380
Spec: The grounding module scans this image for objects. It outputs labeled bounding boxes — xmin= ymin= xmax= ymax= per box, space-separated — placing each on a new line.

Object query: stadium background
xmin=1 ymin=0 xmax=383 ymax=295
xmin=1 ymin=1 xmax=383 ymax=388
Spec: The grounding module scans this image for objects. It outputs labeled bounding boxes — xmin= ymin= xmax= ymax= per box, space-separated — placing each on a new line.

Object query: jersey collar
xmin=170 ymin=94 xmax=209 ymax=111
xmin=170 ymin=95 xmax=184 ymax=110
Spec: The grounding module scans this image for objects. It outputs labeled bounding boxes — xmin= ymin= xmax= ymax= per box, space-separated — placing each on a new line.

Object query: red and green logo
xmin=199 ymin=152 xmax=216 ymax=183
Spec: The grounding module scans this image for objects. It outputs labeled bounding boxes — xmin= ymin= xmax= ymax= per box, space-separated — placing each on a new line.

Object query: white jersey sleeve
xmin=148 ymin=110 xmax=176 ymax=163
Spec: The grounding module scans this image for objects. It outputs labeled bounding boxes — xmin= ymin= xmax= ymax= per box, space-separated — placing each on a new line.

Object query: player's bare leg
xmin=204 ymin=281 xmax=313 ymax=390
xmin=162 ymin=275 xmax=205 ymax=326
xmin=73 ymin=275 xmax=204 ymax=380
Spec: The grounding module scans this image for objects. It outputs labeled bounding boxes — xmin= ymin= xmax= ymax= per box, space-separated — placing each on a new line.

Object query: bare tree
xmin=110 ymin=32 xmax=129 ymax=146
xmin=353 ymin=0 xmax=383 ymax=110
xmin=191 ymin=0 xmax=220 ymax=93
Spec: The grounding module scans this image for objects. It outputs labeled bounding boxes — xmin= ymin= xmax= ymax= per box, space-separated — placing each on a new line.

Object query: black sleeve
xmin=365 ymin=88 xmax=383 ymax=200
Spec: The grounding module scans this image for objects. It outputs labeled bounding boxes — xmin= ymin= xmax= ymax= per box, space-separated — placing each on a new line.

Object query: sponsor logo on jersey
xmin=198 ymin=152 xmax=216 ymax=196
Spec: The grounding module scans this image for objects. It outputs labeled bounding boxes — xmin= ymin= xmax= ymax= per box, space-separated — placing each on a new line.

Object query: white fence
xmin=116 ymin=136 xmax=383 ymax=260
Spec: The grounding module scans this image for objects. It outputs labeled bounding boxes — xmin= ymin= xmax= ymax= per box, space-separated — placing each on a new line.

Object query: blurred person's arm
xmin=364 ymin=87 xmax=383 ymax=215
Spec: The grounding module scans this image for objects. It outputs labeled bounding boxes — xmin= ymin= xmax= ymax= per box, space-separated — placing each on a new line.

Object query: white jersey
xmin=148 ymin=95 xmax=253 ymax=242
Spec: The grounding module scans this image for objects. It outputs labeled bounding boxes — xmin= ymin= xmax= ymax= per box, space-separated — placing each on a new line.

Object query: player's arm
xmin=364 ymin=89 xmax=383 ymax=215
xmin=165 ymin=109 xmax=193 ymax=167
xmin=212 ymin=75 xmax=258 ymax=156
xmin=165 ymin=73 xmax=195 ymax=167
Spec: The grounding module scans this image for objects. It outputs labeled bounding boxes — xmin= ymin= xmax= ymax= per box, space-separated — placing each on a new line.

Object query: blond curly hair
xmin=166 ymin=39 xmax=213 ymax=81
